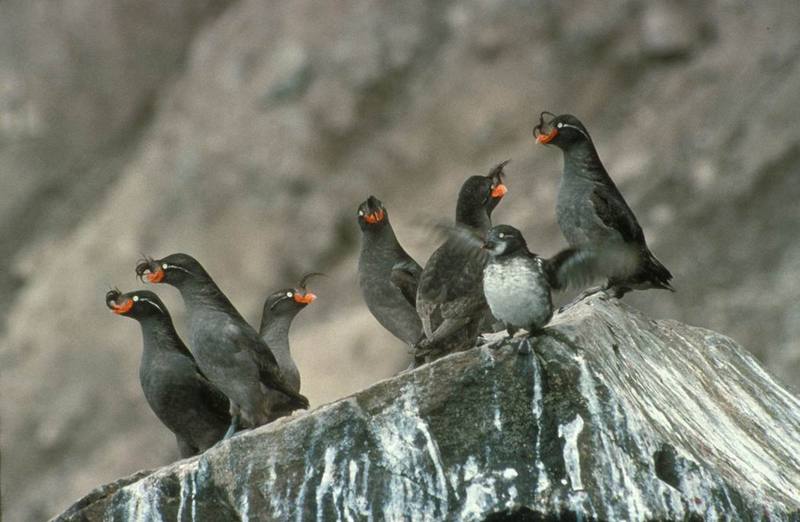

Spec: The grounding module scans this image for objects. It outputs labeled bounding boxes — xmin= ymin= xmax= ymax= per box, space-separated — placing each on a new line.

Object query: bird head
xmin=485 ymin=160 xmax=509 ymax=211
xmin=136 ymin=253 xmax=206 ymax=288
xmin=105 ymin=288 xmax=168 ymax=320
xmin=533 ymin=112 xmax=591 ymax=149
xmin=262 ymin=272 xmax=323 ymax=321
xmin=483 ymin=224 xmax=527 ymax=257
xmin=456 ymin=160 xmax=509 ymax=225
xmin=357 ymin=195 xmax=388 ymax=231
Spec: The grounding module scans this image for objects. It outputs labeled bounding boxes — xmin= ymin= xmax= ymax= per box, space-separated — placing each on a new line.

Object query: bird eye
xmin=132 ymin=295 xmax=139 ymax=302
xmin=358 ymin=210 xmax=364 ymax=216
xmin=498 ymin=232 xmax=505 ymax=239
xmin=162 ymin=263 xmax=168 ymax=270
xmin=286 ymin=291 xmax=293 ymax=297
xmin=557 ymin=122 xmax=563 ymax=128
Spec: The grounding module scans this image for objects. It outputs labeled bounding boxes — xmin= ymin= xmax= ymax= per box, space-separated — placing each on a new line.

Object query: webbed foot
xmin=223 ymin=413 xmax=240 ymax=440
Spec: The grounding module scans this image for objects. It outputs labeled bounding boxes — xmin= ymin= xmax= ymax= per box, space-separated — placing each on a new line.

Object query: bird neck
xmin=260 ymin=313 xmax=294 ymax=360
xmin=138 ymin=314 xmax=191 ymax=358
xmin=456 ymin=205 xmax=491 ymax=233
xmin=360 ymin=221 xmax=404 ymax=254
xmin=563 ymin=139 xmax=607 ymax=181
xmin=177 ymin=278 xmax=240 ymax=317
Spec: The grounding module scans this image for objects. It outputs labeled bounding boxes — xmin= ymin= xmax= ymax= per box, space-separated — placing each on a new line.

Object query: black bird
xmin=258 ymin=273 xmax=320 ymax=419
xmin=136 ymin=254 xmax=309 ymax=435
xmin=534 ymin=112 xmax=673 ymax=298
xmin=105 ymin=288 xmax=230 ymax=457
xmin=357 ymin=195 xmax=424 ymax=349
xmin=481 ymin=225 xmax=633 ymax=352
xmin=415 ymin=161 xmax=509 ymax=361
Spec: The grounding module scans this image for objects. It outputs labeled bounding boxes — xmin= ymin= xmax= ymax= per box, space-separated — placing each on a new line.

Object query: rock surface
xmin=4 ymin=1 xmax=800 ymax=519
xmin=54 ymin=297 xmax=800 ymax=521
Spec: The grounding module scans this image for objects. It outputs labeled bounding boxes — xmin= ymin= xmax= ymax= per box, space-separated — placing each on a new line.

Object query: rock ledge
xmin=54 ymin=296 xmax=800 ymax=521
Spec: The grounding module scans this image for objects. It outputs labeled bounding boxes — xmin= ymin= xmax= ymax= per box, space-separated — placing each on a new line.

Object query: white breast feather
xmin=483 ymin=257 xmax=553 ymax=329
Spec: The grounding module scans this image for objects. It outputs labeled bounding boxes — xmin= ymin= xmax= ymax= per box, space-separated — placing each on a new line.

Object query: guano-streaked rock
xmin=53 ymin=296 xmax=800 ymax=521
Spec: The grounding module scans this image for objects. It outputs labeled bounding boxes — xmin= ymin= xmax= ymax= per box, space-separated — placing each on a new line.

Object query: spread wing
xmin=544 ymin=244 xmax=639 ymax=290
xmin=390 ymin=257 xmax=422 ymax=307
xmin=590 ymin=181 xmax=645 ymax=245
xmin=225 ymin=323 xmax=309 ymax=409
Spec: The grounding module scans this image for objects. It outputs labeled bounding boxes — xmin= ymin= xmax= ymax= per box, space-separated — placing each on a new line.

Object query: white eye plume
xmin=140 ymin=296 xmax=165 ymax=314
xmin=557 ymin=121 xmax=591 ymax=140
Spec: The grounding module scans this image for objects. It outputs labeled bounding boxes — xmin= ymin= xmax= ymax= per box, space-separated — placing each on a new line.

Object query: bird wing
xmin=416 ymin=239 xmax=487 ymax=344
xmin=417 ymin=246 xmax=483 ymax=304
xmin=590 ymin=181 xmax=646 ymax=244
xmin=543 ymin=248 xmax=596 ymax=290
xmin=544 ymin=244 xmax=639 ymax=290
xmin=417 ymin=225 xmax=487 ymax=304
xmin=225 ymin=323 xmax=310 ymax=409
xmin=390 ymin=257 xmax=422 ymax=307
xmin=192 ymin=370 xmax=232 ymax=424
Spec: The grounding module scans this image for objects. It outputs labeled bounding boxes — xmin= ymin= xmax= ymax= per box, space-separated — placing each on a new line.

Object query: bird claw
xmin=223 ymin=414 xmax=240 ymax=440
xmin=396 ymin=360 xmax=418 ymax=375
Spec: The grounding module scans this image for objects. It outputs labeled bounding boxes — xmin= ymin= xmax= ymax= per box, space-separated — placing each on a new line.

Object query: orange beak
xmin=536 ymin=128 xmax=558 ymax=144
xmin=364 ymin=209 xmax=385 ymax=224
xmin=146 ymin=269 xmax=165 ymax=283
xmin=111 ymin=299 xmax=134 ymax=315
xmin=293 ymin=292 xmax=316 ymax=304
xmin=491 ymin=183 xmax=508 ymax=198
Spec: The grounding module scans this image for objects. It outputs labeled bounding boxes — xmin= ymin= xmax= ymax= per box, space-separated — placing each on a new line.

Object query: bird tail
xmin=643 ymin=250 xmax=674 ymax=292
xmin=273 ymin=383 xmax=310 ymax=410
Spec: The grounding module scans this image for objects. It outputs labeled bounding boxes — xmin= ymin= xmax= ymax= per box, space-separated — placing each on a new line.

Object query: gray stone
xmin=54 ymin=297 xmax=800 ymax=521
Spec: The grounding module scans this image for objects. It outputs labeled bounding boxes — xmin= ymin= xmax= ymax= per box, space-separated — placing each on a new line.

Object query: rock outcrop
xmin=54 ymin=297 xmax=800 ymax=521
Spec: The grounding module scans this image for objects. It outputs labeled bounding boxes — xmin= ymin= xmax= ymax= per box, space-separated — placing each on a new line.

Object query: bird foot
xmin=223 ymin=414 xmax=240 ymax=440
xmin=604 ymin=285 xmax=630 ymax=299
xmin=397 ymin=356 xmax=427 ymax=374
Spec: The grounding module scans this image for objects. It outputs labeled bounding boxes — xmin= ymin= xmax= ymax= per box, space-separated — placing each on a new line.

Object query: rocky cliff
xmin=54 ymin=297 xmax=800 ymax=521
xmin=5 ymin=1 xmax=800 ymax=519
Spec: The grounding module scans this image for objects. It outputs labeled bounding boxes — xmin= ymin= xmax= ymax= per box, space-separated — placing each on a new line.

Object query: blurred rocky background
xmin=1 ymin=0 xmax=798 ymax=520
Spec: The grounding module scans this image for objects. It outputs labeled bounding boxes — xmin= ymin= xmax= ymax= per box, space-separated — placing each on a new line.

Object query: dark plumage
xmin=415 ymin=161 xmax=509 ymax=361
xmin=259 ymin=273 xmax=320 ymax=419
xmin=357 ymin=195 xmax=423 ymax=348
xmin=534 ymin=112 xmax=673 ymax=298
xmin=482 ymin=225 xmax=632 ymax=350
xmin=105 ymin=289 xmax=230 ymax=457
xmin=136 ymin=253 xmax=309 ymax=434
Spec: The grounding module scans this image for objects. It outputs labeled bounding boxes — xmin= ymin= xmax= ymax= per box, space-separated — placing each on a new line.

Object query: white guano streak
xmin=558 ymin=414 xmax=585 ymax=491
